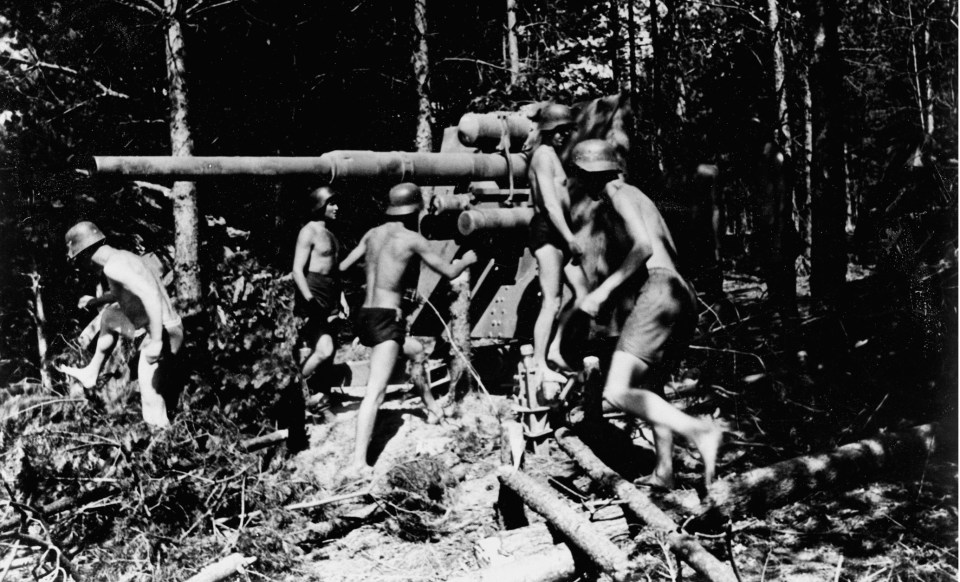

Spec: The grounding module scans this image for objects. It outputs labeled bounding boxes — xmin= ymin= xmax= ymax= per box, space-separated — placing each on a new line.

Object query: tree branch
xmin=1 ymin=51 xmax=130 ymax=99
xmin=108 ymin=0 xmax=162 ymax=18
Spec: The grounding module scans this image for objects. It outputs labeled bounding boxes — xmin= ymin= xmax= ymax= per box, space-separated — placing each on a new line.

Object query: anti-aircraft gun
xmin=89 ymin=109 xmax=556 ymax=410
xmin=89 ymin=96 xmax=713 ymax=442
xmin=90 ymin=110 xmax=542 ymax=343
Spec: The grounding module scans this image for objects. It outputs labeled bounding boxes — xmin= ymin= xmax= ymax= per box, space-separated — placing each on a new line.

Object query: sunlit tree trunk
xmin=609 ymin=0 xmax=622 ymax=89
xmin=810 ymin=0 xmax=847 ymax=298
xmin=413 ymin=0 xmax=433 ymax=153
xmin=164 ymin=0 xmax=201 ymax=316
xmin=506 ymin=0 xmax=520 ymax=85
xmin=788 ymin=13 xmax=814 ymax=261
xmin=761 ymin=0 xmax=797 ymax=315
xmin=627 ymin=0 xmax=638 ymax=100
xmin=647 ymin=0 xmax=663 ymax=171
xmin=922 ymin=22 xmax=935 ymax=135
xmin=907 ymin=0 xmax=935 ymax=135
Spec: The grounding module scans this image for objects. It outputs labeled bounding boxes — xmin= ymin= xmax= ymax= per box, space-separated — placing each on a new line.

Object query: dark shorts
xmin=356 ymin=307 xmax=405 ymax=347
xmin=528 ymin=212 xmax=568 ymax=256
xmin=616 ymin=268 xmax=697 ymax=367
xmin=296 ymin=272 xmax=341 ymax=347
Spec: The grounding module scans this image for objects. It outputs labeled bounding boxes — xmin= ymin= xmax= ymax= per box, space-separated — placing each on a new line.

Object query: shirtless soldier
xmin=526 ymin=103 xmax=589 ymax=394
xmin=59 ymin=221 xmax=184 ymax=428
xmin=339 ymin=183 xmax=477 ymax=478
xmin=560 ymin=140 xmax=723 ymax=490
xmin=293 ymin=186 xmax=346 ymax=404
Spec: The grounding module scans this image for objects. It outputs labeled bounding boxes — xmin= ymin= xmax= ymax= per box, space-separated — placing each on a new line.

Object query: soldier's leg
xmin=302 ymin=333 xmax=335 ymax=379
xmin=548 ymin=263 xmax=591 ymax=369
xmin=137 ymin=325 xmax=183 ymax=428
xmin=403 ymin=337 xmax=442 ymax=423
xmin=351 ymin=339 xmax=400 ymax=470
xmin=59 ymin=306 xmax=127 ymax=390
xmin=602 ymin=351 xmax=722 ymax=489
xmin=533 ymin=245 xmax=564 ymax=368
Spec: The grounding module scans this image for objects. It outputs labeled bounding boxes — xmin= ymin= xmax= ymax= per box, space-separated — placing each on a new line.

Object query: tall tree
xmin=907 ymin=0 xmax=935 ymax=135
xmin=810 ymin=0 xmax=847 ymax=297
xmin=164 ymin=0 xmax=201 ymax=316
xmin=762 ymin=0 xmax=797 ymax=314
xmin=506 ymin=0 xmax=521 ymax=85
xmin=647 ymin=0 xmax=663 ymax=170
xmin=608 ymin=0 xmax=622 ymax=89
xmin=788 ymin=5 xmax=814 ymax=260
xmin=627 ymin=0 xmax=638 ymax=100
xmin=413 ymin=0 xmax=433 ymax=152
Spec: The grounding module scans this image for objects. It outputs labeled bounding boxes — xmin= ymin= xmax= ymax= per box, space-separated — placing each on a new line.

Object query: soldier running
xmin=559 ymin=140 xmax=723 ymax=490
xmin=338 ymin=183 xmax=477 ymax=479
xmin=59 ymin=221 xmax=184 ymax=428
xmin=526 ymin=103 xmax=589 ymax=397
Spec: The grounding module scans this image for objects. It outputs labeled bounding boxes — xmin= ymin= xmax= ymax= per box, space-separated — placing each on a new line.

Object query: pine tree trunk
xmin=788 ymin=21 xmax=813 ymax=261
xmin=608 ymin=0 xmax=622 ymax=89
xmin=505 ymin=0 xmax=520 ymax=85
xmin=922 ymin=22 xmax=934 ymax=135
xmin=413 ymin=0 xmax=433 ymax=153
xmin=164 ymin=0 xmax=201 ymax=316
xmin=763 ymin=0 xmax=797 ymax=315
xmin=647 ymin=0 xmax=663 ymax=170
xmin=810 ymin=0 xmax=847 ymax=298
xmin=627 ymin=0 xmax=638 ymax=100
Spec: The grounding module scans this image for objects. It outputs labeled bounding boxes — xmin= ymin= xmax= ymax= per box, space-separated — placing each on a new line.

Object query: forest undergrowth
xmin=0 ymin=254 xmax=955 ymax=581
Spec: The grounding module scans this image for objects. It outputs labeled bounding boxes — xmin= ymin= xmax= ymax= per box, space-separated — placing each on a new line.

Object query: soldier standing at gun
xmin=292 ymin=186 xmax=347 ymax=408
xmin=59 ymin=221 xmax=184 ymax=428
xmin=559 ymin=140 xmax=723 ymax=490
xmin=526 ymin=103 xmax=589 ymax=397
xmin=339 ymin=183 xmax=477 ymax=479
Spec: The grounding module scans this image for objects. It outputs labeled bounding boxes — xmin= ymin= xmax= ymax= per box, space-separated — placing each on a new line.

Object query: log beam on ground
xmin=707 ymin=423 xmax=940 ymax=517
xmin=556 ymin=428 xmax=737 ymax=582
xmin=497 ymin=466 xmax=634 ymax=582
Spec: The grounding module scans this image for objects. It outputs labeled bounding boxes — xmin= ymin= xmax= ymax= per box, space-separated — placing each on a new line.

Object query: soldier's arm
xmin=582 ymin=188 xmax=652 ymax=315
xmin=292 ymin=226 xmax=314 ymax=301
xmin=531 ymin=149 xmax=577 ymax=245
xmin=412 ymin=236 xmax=477 ymax=280
xmin=104 ymin=257 xmax=164 ymax=341
xmin=338 ymin=232 xmax=368 ymax=272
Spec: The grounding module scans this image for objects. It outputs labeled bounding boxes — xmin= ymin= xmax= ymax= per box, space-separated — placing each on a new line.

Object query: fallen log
xmin=497 ymin=467 xmax=633 ymax=582
xmin=707 ymin=423 xmax=940 ymax=517
xmin=450 ymin=544 xmax=576 ymax=582
xmin=477 ymin=504 xmax=629 ymax=567
xmin=240 ymin=430 xmax=288 ymax=452
xmin=556 ymin=428 xmax=737 ymax=582
xmin=0 ymin=486 xmax=116 ymax=531
xmin=183 ymin=553 xmax=256 ymax=582
xmin=497 ymin=420 xmax=529 ymax=529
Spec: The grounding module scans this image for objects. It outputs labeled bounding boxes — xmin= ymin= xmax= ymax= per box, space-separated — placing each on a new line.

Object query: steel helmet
xmin=385 ymin=182 xmax=423 ymax=216
xmin=65 ymin=221 xmax=106 ymax=259
xmin=571 ymin=139 xmax=621 ymax=173
xmin=537 ymin=103 xmax=574 ymax=131
xmin=309 ymin=186 xmax=336 ymax=210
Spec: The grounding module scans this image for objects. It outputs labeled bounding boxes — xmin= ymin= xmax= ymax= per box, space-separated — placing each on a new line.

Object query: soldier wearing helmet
xmin=338 ymin=182 xmax=478 ymax=480
xmin=287 ymin=185 xmax=348 ymax=451
xmin=557 ymin=139 xmax=723 ymax=491
xmin=59 ymin=221 xmax=184 ymax=428
xmin=525 ymin=102 xmax=589 ymax=398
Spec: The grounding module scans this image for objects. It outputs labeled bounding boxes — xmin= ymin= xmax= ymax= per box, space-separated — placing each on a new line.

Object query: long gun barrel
xmin=90 ymin=150 xmax=529 ymax=185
